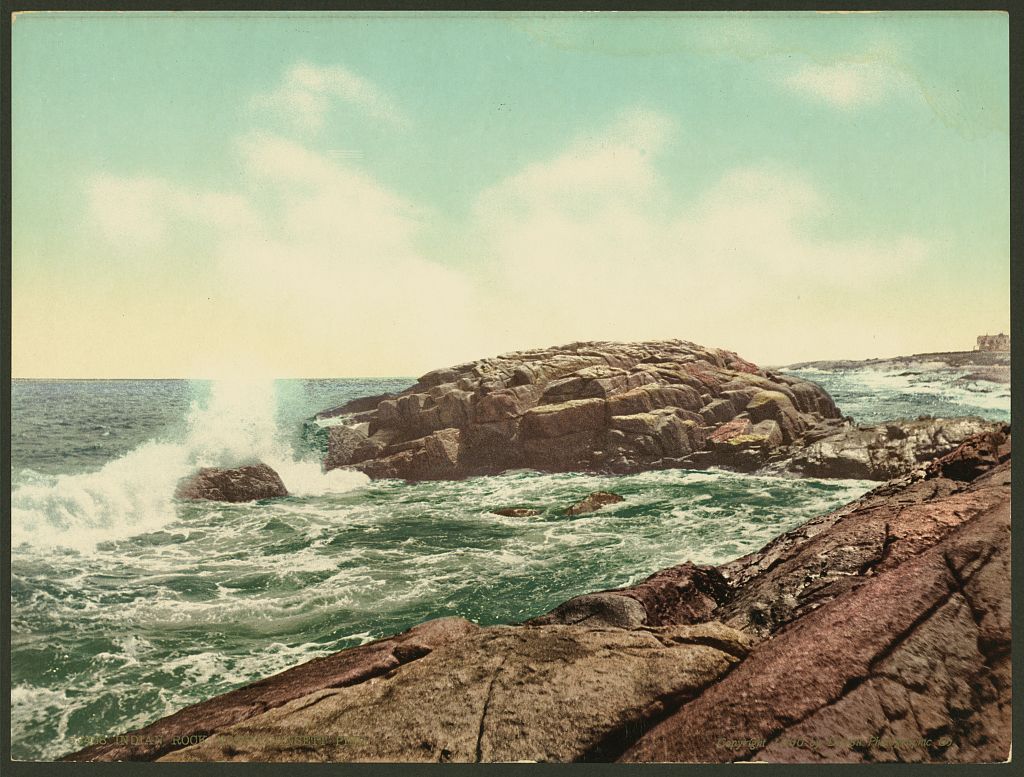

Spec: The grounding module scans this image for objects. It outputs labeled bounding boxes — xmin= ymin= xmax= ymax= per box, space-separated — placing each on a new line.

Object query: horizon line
xmin=9 ymin=346 xmax=1004 ymax=382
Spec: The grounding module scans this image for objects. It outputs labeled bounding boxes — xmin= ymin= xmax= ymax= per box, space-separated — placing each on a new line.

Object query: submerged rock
xmin=491 ymin=507 xmax=542 ymax=517
xmin=174 ymin=463 xmax=288 ymax=503
xmin=564 ymin=491 xmax=625 ymax=516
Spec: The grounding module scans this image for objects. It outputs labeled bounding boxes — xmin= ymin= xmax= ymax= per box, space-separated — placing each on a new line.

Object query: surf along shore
xmin=64 ymin=340 xmax=1012 ymax=763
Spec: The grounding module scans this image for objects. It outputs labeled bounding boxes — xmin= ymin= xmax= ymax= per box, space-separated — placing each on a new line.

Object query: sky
xmin=11 ymin=11 xmax=1010 ymax=378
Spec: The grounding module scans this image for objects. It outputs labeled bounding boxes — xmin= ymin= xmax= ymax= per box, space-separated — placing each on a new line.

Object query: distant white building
xmin=976 ymin=333 xmax=1010 ymax=352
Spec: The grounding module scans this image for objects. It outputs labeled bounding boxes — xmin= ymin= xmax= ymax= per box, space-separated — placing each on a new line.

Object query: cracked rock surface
xmin=62 ymin=617 xmax=478 ymax=762
xmin=157 ymin=623 xmax=752 ymax=763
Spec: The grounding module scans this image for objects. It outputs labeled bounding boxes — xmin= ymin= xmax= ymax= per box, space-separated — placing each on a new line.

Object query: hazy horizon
xmin=9 ymin=335 xmax=1010 ymax=382
xmin=12 ymin=12 xmax=1009 ymax=379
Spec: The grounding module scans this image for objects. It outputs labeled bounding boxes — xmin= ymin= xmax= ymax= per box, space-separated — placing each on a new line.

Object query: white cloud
xmin=783 ymin=61 xmax=906 ymax=109
xmin=78 ymin=77 xmax=935 ymax=374
xmin=82 ymin=130 xmax=482 ymax=377
xmin=465 ymin=111 xmax=932 ymax=361
xmin=86 ymin=175 xmax=257 ymax=248
xmin=251 ymin=62 xmax=407 ymax=132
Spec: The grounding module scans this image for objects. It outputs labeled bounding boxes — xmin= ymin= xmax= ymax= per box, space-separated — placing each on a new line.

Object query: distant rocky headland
xmin=315 ymin=340 xmax=1002 ymax=483
xmin=67 ymin=425 xmax=1011 ymax=763
xmin=786 ymin=349 xmax=1010 ymax=385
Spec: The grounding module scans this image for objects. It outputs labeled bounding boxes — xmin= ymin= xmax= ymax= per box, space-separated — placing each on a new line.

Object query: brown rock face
xmin=322 ymin=425 xmax=368 ymax=471
xmin=620 ymin=430 xmax=1012 ymax=763
xmin=784 ymin=416 xmax=1003 ymax=480
xmin=319 ymin=340 xmax=845 ymax=481
xmin=159 ymin=623 xmax=752 ymax=764
xmin=622 ymin=500 xmax=1011 ymax=763
xmin=67 ymin=429 xmax=1011 ymax=764
xmin=319 ymin=340 xmax=1000 ymax=482
xmin=63 ymin=617 xmax=478 ymax=762
xmin=174 ymin=463 xmax=288 ymax=502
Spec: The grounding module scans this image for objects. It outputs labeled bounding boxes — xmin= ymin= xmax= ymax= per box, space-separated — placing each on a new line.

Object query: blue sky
xmin=12 ymin=11 xmax=1009 ymax=377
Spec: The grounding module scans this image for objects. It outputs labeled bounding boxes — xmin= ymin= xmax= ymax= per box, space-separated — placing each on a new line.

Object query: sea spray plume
xmin=184 ymin=379 xmax=286 ymax=469
xmin=11 ymin=380 xmax=368 ymax=551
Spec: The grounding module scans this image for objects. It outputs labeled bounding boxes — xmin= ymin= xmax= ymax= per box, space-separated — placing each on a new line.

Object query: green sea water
xmin=9 ymin=373 xmax=1009 ymax=760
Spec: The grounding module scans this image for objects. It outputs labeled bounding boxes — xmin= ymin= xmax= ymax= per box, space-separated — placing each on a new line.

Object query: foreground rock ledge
xmin=316 ymin=340 xmax=1000 ymax=481
xmin=66 ymin=426 xmax=1010 ymax=763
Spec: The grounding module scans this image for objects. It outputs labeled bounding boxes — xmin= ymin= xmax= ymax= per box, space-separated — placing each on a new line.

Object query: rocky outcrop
xmin=623 ymin=489 xmax=1011 ymax=762
xmin=621 ymin=425 xmax=1011 ymax=763
xmin=174 ymin=463 xmax=288 ymax=502
xmin=528 ymin=562 xmax=732 ymax=630
xmin=781 ymin=416 xmax=1000 ymax=480
xmin=68 ymin=428 xmax=1010 ymax=763
xmin=787 ymin=349 xmax=1010 ymax=372
xmin=316 ymin=341 xmax=999 ymax=481
xmin=316 ymin=340 xmax=846 ymax=480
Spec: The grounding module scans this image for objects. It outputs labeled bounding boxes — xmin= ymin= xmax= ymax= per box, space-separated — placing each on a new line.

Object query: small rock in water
xmin=564 ymin=491 xmax=625 ymax=516
xmin=492 ymin=508 xmax=542 ymax=517
xmin=174 ymin=462 xmax=288 ymax=503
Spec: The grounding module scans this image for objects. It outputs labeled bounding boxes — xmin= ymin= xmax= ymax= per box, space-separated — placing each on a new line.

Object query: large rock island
xmin=65 ymin=426 xmax=1011 ymax=763
xmin=317 ymin=340 xmax=999 ymax=481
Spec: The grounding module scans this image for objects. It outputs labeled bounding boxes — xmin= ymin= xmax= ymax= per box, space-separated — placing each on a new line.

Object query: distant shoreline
xmin=783 ymin=349 xmax=1010 ymax=371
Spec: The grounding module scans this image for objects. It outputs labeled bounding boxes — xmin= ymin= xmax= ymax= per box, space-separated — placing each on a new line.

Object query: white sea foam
xmin=11 ymin=379 xmax=367 ymax=552
xmin=11 ymin=440 xmax=190 ymax=552
xmin=785 ymin=364 xmax=1010 ymax=422
xmin=271 ymin=458 xmax=369 ymax=497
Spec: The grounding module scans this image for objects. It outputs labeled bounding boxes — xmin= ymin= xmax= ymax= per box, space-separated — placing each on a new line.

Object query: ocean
xmin=9 ymin=366 xmax=1010 ymax=760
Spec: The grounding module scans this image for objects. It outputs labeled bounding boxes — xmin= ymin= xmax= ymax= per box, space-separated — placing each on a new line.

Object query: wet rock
xmin=323 ymin=425 xmax=368 ymax=469
xmin=528 ymin=593 xmax=649 ymax=629
xmin=174 ymin=463 xmax=288 ymax=503
xmin=787 ymin=416 xmax=1003 ymax=480
xmin=564 ymin=491 xmax=625 ymax=516
xmin=529 ymin=562 xmax=730 ymax=629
